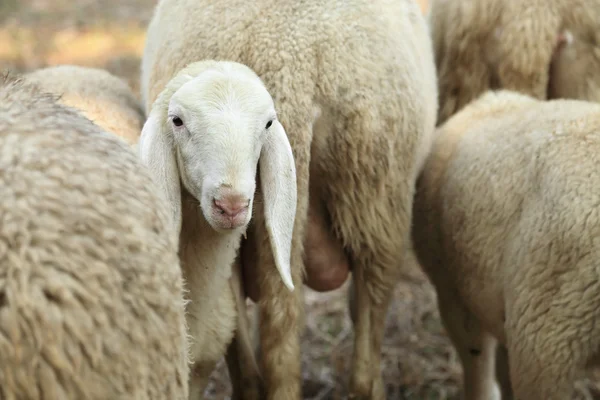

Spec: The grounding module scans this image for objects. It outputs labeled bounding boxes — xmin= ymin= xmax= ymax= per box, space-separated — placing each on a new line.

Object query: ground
xmin=1 ymin=1 xmax=599 ymax=399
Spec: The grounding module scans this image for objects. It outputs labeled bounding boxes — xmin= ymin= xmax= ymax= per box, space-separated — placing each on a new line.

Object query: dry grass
xmin=2 ymin=1 xmax=600 ymax=399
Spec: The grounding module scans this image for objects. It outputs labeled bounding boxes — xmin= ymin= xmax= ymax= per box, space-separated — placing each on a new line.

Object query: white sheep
xmin=412 ymin=89 xmax=600 ymax=400
xmin=0 ymin=74 xmax=189 ymax=399
xmin=140 ymin=1 xmax=438 ymax=398
xmin=429 ymin=0 xmax=600 ymax=125
xmin=24 ymin=65 xmax=145 ymax=146
xmin=139 ymin=60 xmax=297 ymax=399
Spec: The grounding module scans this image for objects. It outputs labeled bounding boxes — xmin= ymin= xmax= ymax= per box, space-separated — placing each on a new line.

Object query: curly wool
xmin=412 ymin=89 xmax=600 ymax=400
xmin=24 ymin=65 xmax=145 ymax=145
xmin=0 ymin=75 xmax=189 ymax=399
xmin=430 ymin=0 xmax=600 ymax=125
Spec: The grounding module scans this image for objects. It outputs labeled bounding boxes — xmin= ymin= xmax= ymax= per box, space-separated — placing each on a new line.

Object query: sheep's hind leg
xmin=340 ymin=205 xmax=408 ymax=399
xmin=347 ymin=260 xmax=397 ymax=400
xmin=323 ymin=121 xmax=412 ymax=399
xmin=436 ymin=291 xmax=500 ymax=400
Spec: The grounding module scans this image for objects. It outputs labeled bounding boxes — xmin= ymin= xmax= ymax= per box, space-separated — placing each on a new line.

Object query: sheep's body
xmin=430 ymin=0 xmax=600 ymax=125
xmin=24 ymin=65 xmax=145 ymax=145
xmin=0 ymin=76 xmax=189 ymax=399
xmin=141 ymin=1 xmax=438 ymax=398
xmin=412 ymin=90 xmax=600 ymax=400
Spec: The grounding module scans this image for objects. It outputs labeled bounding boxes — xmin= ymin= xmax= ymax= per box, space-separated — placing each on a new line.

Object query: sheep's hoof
xmin=349 ymin=376 xmax=385 ymax=400
xmin=237 ymin=379 xmax=264 ymax=400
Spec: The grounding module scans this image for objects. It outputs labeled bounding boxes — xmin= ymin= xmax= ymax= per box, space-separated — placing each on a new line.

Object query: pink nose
xmin=213 ymin=193 xmax=249 ymax=217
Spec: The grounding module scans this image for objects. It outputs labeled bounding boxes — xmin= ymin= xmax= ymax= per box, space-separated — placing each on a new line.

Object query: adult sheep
xmin=0 ymin=74 xmax=189 ymax=399
xmin=140 ymin=0 xmax=438 ymax=398
xmin=24 ymin=65 xmax=145 ymax=145
xmin=430 ymin=0 xmax=600 ymax=125
xmin=412 ymin=89 xmax=600 ymax=400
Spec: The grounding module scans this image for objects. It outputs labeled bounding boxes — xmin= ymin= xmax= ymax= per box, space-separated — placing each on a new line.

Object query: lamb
xmin=0 ymin=74 xmax=189 ymax=399
xmin=23 ymin=65 xmax=145 ymax=145
xmin=429 ymin=0 xmax=600 ymax=125
xmin=140 ymin=0 xmax=438 ymax=398
xmin=138 ymin=60 xmax=297 ymax=399
xmin=411 ymin=89 xmax=600 ymax=400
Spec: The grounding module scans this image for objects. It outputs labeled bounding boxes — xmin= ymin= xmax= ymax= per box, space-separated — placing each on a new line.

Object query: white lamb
xmin=412 ymin=89 xmax=600 ymax=400
xmin=139 ymin=60 xmax=297 ymax=399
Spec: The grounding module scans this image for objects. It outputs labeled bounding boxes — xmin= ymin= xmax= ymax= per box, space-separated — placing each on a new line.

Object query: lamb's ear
xmin=139 ymin=111 xmax=182 ymax=235
xmin=259 ymin=119 xmax=297 ymax=291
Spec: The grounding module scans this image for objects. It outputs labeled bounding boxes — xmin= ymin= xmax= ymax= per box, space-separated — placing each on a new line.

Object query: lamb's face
xmin=167 ymin=72 xmax=278 ymax=233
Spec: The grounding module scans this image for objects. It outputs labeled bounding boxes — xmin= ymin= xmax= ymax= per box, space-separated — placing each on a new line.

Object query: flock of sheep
xmin=1 ymin=0 xmax=599 ymax=399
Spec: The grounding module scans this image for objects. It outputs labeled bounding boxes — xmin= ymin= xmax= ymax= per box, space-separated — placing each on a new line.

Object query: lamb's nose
xmin=213 ymin=193 xmax=249 ymax=217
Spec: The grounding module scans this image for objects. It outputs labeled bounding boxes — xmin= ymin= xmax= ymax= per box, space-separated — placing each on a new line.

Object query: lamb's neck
xmin=179 ymin=200 xmax=242 ymax=291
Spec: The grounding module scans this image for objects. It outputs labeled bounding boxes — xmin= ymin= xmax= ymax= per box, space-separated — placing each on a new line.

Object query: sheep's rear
xmin=0 ymin=76 xmax=188 ymax=400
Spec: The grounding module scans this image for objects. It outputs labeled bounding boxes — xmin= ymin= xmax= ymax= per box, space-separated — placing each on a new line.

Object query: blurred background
xmin=1 ymin=0 xmax=598 ymax=399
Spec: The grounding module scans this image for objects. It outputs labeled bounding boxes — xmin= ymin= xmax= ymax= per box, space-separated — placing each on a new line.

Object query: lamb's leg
xmin=189 ymin=362 xmax=217 ymax=400
xmin=226 ymin=258 xmax=263 ymax=400
xmin=437 ymin=290 xmax=500 ymax=400
xmin=226 ymin=338 xmax=245 ymax=400
xmin=494 ymin=345 xmax=513 ymax=400
xmin=225 ymin=337 xmax=264 ymax=400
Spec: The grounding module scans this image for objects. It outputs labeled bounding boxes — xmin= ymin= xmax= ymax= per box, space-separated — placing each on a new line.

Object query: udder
xmin=241 ymin=187 xmax=350 ymax=302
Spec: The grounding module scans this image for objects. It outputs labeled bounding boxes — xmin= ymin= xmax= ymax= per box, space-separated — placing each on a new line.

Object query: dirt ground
xmin=1 ymin=1 xmax=599 ymax=399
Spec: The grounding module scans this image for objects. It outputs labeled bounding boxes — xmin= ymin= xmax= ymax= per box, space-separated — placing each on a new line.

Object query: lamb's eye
xmin=172 ymin=116 xmax=183 ymax=127
xmin=265 ymin=120 xmax=273 ymax=129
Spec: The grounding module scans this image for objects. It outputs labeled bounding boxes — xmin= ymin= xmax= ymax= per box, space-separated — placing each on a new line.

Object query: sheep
xmin=0 ymin=74 xmax=189 ymax=399
xmin=429 ymin=0 xmax=600 ymax=125
xmin=411 ymin=89 xmax=600 ymax=400
xmin=139 ymin=60 xmax=297 ymax=399
xmin=23 ymin=65 xmax=145 ymax=146
xmin=140 ymin=0 xmax=438 ymax=398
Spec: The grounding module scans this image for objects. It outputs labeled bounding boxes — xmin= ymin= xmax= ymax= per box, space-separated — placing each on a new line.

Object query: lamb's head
xmin=139 ymin=61 xmax=297 ymax=290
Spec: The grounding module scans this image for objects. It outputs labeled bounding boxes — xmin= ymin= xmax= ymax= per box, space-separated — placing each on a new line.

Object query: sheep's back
xmin=0 ymin=77 xmax=188 ymax=400
xmin=420 ymin=93 xmax=600 ymax=340
xmin=24 ymin=65 xmax=145 ymax=146
xmin=142 ymin=0 xmax=438 ymax=191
